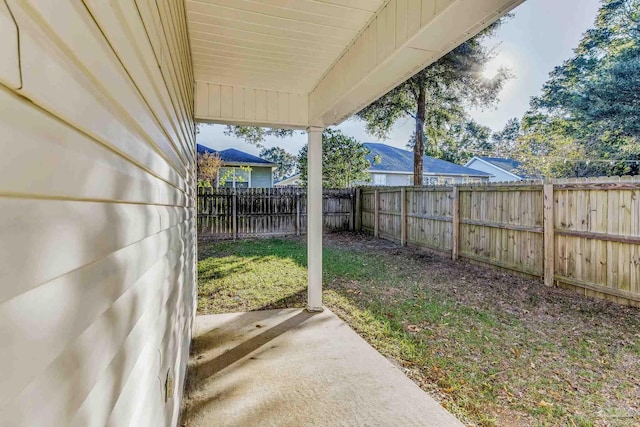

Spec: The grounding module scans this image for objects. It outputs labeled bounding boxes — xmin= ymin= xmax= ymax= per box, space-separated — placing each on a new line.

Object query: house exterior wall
xmin=251 ymin=167 xmax=274 ymax=188
xmin=217 ymin=165 xmax=273 ymax=188
xmin=274 ymin=174 xmax=302 ymax=187
xmin=366 ymin=172 xmax=488 ymax=186
xmin=465 ymin=159 xmax=521 ymax=182
xmin=0 ymin=1 xmax=196 ymax=427
xmin=385 ymin=173 xmax=412 ymax=186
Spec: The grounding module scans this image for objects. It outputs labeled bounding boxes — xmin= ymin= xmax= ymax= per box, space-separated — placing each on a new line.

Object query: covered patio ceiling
xmin=187 ymin=0 xmax=386 ymax=94
xmin=188 ymin=0 xmax=525 ymax=129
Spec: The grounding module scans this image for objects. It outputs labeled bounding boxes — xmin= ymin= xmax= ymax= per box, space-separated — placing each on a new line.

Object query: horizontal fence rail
xmin=358 ymin=176 xmax=640 ymax=307
xmin=198 ymin=187 xmax=355 ymax=239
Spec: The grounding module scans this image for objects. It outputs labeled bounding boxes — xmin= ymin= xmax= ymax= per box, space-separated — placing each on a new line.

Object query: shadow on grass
xmin=195 ymin=236 xmax=640 ymax=427
xmin=254 ymin=289 xmax=307 ymax=311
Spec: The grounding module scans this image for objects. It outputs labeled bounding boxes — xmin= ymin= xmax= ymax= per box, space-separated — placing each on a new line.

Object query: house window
xmin=372 ymin=174 xmax=386 ymax=186
xmin=447 ymin=178 xmax=456 ymax=185
xmin=422 ymin=176 xmax=438 ymax=185
xmin=218 ymin=167 xmax=251 ymax=188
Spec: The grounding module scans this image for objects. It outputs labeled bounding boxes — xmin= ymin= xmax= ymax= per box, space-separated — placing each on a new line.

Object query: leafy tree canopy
xmin=415 ymin=119 xmax=493 ymax=164
xmin=224 ymin=126 xmax=295 ymax=149
xmin=259 ymin=146 xmax=298 ymax=181
xmin=516 ymin=0 xmax=640 ymax=177
xmin=357 ymin=19 xmax=512 ymax=184
xmin=196 ymin=151 xmax=223 ymax=187
xmin=298 ymin=129 xmax=371 ymax=188
xmin=491 ymin=117 xmax=521 ymax=156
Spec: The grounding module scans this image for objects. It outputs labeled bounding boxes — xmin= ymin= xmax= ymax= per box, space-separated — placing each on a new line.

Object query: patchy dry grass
xmin=197 ymin=233 xmax=640 ymax=427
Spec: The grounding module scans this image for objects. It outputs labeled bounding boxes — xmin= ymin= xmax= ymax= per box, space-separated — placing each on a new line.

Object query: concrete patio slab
xmin=181 ymin=308 xmax=463 ymax=427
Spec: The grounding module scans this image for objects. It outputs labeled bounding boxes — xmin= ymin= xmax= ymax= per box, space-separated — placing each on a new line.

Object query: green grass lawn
xmin=198 ymin=234 xmax=640 ymax=427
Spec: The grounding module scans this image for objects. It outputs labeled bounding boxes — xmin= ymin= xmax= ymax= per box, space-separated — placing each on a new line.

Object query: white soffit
xmin=188 ymin=0 xmax=526 ymax=127
xmin=186 ymin=0 xmax=385 ymax=94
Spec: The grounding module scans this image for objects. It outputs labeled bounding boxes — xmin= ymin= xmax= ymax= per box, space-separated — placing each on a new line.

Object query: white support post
xmin=307 ymin=127 xmax=324 ymax=312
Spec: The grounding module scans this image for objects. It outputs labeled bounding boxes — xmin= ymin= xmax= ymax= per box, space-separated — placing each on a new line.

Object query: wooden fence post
xmin=374 ymin=188 xmax=380 ymax=238
xmin=232 ymin=189 xmax=238 ymax=241
xmin=349 ymin=189 xmax=354 ymax=231
xmin=400 ymin=187 xmax=407 ymax=246
xmin=355 ymin=188 xmax=362 ymax=232
xmin=296 ymin=191 xmax=301 ymax=236
xmin=543 ymin=182 xmax=555 ymax=287
xmin=451 ymin=185 xmax=460 ymax=260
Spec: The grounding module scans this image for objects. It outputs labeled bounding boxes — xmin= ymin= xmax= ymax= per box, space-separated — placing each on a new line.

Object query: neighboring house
xmin=274 ymin=173 xmax=302 ymax=187
xmin=464 ymin=156 xmax=529 ymax=182
xmin=363 ymin=143 xmax=491 ymax=186
xmin=197 ymin=144 xmax=276 ymax=188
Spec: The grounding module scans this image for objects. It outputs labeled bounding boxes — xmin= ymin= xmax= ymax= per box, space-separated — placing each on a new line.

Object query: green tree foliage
xmin=357 ymin=20 xmax=511 ymax=185
xmin=259 ymin=146 xmax=298 ymax=181
xmin=491 ymin=117 xmax=521 ymax=156
xmin=516 ymin=0 xmax=640 ymax=177
xmin=298 ymin=129 xmax=371 ymax=188
xmin=196 ymin=151 xmax=223 ymax=187
xmin=418 ymin=119 xmax=493 ymax=164
xmin=513 ymin=130 xmax=590 ymax=178
xmin=224 ymin=126 xmax=295 ymax=149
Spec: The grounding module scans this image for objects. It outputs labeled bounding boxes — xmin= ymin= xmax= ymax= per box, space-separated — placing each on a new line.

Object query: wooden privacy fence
xmin=358 ymin=176 xmax=640 ymax=307
xmin=198 ymin=187 xmax=355 ymax=239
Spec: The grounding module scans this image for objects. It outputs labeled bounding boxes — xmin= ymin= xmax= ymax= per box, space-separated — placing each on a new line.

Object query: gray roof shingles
xmin=364 ymin=143 xmax=491 ymax=176
xmin=474 ymin=156 xmax=532 ymax=178
xmin=196 ymin=144 xmax=274 ymax=165
xmin=476 ymin=156 xmax=521 ymax=173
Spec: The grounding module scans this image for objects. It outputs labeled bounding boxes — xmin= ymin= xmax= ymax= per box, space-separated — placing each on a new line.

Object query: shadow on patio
xmin=181 ymin=307 xmax=462 ymax=427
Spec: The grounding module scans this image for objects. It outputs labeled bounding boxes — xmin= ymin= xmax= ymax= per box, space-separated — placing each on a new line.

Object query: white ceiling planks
xmin=185 ymin=0 xmax=385 ymax=93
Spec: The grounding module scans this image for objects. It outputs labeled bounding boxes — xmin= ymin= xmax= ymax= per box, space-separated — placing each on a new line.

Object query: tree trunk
xmin=413 ymin=86 xmax=426 ymax=186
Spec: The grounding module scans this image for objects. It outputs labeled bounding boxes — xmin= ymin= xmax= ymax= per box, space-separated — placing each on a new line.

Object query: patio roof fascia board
xmin=194 ymin=81 xmax=309 ymax=129
xmin=194 ymin=114 xmax=309 ymax=130
xmin=308 ymin=0 xmax=526 ymax=127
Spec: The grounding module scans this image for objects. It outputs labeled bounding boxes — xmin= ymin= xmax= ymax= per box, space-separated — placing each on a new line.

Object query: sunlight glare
xmin=482 ymin=54 xmax=513 ymax=80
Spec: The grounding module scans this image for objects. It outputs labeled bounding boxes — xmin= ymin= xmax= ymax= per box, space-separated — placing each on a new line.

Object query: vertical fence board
xmin=400 ymin=187 xmax=407 ymax=246
xmin=452 ymin=186 xmax=459 ymax=260
xmin=543 ymin=183 xmax=554 ymax=286
xmin=198 ymin=187 xmax=355 ymax=238
xmin=358 ymin=178 xmax=640 ymax=307
xmin=374 ymin=189 xmax=380 ymax=238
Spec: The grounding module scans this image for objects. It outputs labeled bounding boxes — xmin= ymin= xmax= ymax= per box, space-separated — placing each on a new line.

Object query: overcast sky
xmin=197 ymin=0 xmax=602 ymax=156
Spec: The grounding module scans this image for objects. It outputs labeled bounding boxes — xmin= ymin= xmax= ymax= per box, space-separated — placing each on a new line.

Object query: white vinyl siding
xmin=423 ymin=176 xmax=484 ymax=185
xmin=0 ymin=2 xmax=195 ymax=427
xmin=465 ymin=158 xmax=521 ymax=182
xmin=251 ymin=167 xmax=274 ymax=188
xmin=369 ymin=173 xmax=488 ymax=186
xmin=372 ymin=174 xmax=387 ymax=186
